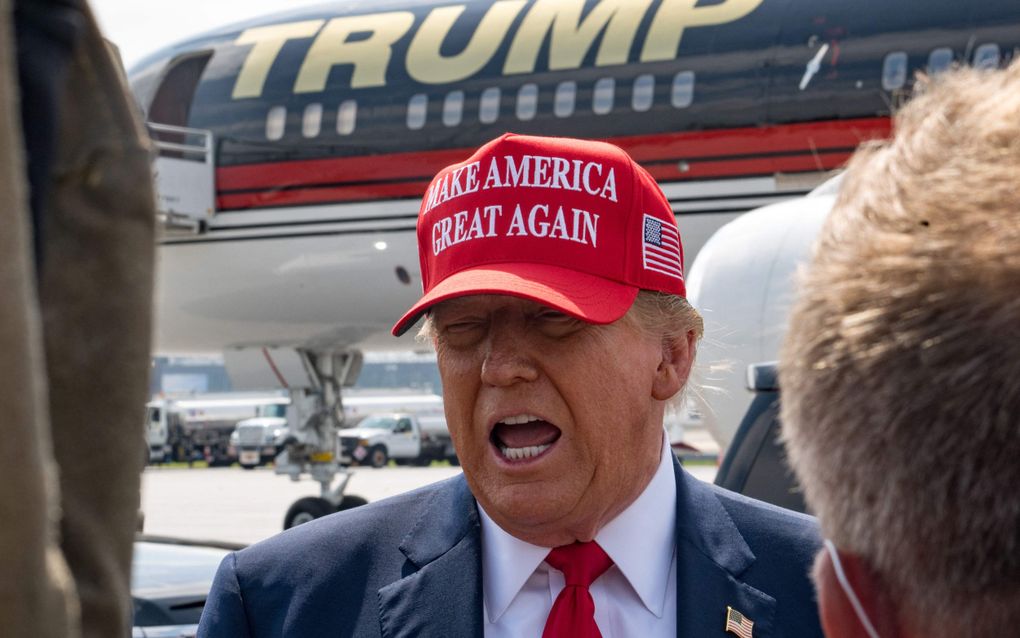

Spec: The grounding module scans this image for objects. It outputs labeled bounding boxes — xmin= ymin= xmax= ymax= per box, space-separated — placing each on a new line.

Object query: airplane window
xmin=632 ymin=74 xmax=655 ymax=112
xmin=407 ymin=94 xmax=428 ymax=130
xmin=265 ymin=106 xmax=286 ymax=141
xmin=593 ymin=78 xmax=615 ymax=115
xmin=302 ymin=103 xmax=322 ymax=138
xmin=443 ymin=91 xmax=464 ymax=128
xmin=671 ymin=71 xmax=694 ymax=109
xmin=336 ymin=100 xmax=357 ymax=135
xmin=927 ymin=47 xmax=954 ymax=76
xmin=974 ymin=43 xmax=1001 ymax=70
xmin=554 ymin=81 xmax=576 ymax=118
xmin=882 ymin=52 xmax=908 ymax=91
xmin=516 ymin=83 xmax=538 ymax=121
xmin=479 ymin=87 xmax=500 ymax=124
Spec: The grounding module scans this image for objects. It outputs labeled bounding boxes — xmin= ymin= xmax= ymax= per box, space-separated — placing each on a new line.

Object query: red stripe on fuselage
xmin=214 ymin=118 xmax=890 ymax=210
xmin=215 ymin=149 xmax=469 ymax=192
xmin=217 ymin=181 xmax=433 ymax=210
xmin=611 ymin=117 xmax=887 ymax=163
xmin=642 ymin=150 xmax=854 ymax=182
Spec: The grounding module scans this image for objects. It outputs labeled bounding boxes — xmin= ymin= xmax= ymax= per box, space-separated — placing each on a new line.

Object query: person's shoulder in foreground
xmin=197 ymin=474 xmax=478 ymax=638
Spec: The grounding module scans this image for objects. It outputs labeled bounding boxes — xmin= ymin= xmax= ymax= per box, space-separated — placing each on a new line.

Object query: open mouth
xmin=490 ymin=414 xmax=561 ymax=462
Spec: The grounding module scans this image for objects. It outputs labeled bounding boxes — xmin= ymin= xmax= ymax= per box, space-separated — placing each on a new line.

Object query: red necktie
xmin=542 ymin=541 xmax=614 ymax=638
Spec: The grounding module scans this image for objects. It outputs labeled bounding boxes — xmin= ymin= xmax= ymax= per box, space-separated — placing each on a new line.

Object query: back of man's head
xmin=780 ymin=61 xmax=1020 ymax=637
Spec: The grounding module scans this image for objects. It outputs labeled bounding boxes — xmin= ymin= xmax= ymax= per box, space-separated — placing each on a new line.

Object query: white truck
xmin=339 ymin=413 xmax=457 ymax=468
xmin=230 ymin=391 xmax=448 ymax=469
xmin=145 ymin=401 xmax=170 ymax=463
xmin=230 ymin=399 xmax=292 ymax=469
xmin=145 ymin=393 xmax=290 ymax=465
xmin=145 ymin=396 xmax=241 ymax=465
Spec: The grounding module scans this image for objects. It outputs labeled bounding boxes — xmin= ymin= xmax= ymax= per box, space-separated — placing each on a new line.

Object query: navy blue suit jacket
xmin=198 ymin=457 xmax=823 ymax=637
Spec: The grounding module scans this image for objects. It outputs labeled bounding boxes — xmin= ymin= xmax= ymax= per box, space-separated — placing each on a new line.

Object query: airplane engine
xmin=685 ymin=175 xmax=842 ymax=449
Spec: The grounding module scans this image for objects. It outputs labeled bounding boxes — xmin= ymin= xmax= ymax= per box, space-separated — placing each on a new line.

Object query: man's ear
xmin=815 ymin=547 xmax=904 ymax=638
xmin=651 ymin=330 xmax=696 ymax=401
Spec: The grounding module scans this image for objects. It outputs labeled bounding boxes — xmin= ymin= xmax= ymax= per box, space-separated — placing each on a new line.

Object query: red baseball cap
xmin=391 ymin=133 xmax=685 ymax=336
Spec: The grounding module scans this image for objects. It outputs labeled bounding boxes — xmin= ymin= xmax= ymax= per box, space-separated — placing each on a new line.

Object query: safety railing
xmin=147 ymin=122 xmax=216 ymax=234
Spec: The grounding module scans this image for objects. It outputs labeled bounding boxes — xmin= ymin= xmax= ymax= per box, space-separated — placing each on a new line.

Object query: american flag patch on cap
xmin=725 ymin=606 xmax=754 ymax=638
xmin=642 ymin=214 xmax=683 ymax=280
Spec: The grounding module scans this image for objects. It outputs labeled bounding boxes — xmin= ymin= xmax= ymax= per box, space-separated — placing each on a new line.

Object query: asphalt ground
xmin=141 ymin=463 xmax=718 ymax=546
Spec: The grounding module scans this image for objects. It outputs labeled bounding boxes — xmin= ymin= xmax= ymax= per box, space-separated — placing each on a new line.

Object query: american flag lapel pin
xmin=725 ymin=606 xmax=754 ymax=638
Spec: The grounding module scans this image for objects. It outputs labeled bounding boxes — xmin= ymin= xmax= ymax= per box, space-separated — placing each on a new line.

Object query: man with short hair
xmin=780 ymin=62 xmax=1020 ymax=638
xmin=199 ymin=133 xmax=823 ymax=637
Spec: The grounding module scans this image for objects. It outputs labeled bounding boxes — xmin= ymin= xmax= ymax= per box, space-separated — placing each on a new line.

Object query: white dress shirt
xmin=480 ymin=434 xmax=677 ymax=637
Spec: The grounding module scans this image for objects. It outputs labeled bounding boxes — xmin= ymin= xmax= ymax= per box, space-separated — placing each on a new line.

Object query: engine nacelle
xmin=685 ymin=176 xmax=842 ymax=448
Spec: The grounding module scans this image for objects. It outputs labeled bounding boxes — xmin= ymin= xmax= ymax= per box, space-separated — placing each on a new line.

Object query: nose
xmin=479 ymin=321 xmax=538 ymax=387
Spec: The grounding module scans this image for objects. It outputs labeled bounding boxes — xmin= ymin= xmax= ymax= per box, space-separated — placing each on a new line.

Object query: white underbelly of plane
xmin=154 ymin=216 xmax=423 ymax=355
xmin=153 ymin=174 xmax=823 ymax=357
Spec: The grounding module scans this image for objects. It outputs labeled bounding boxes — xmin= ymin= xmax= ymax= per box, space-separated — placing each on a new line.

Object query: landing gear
xmin=337 ymin=495 xmax=368 ymax=511
xmin=283 ymin=497 xmax=335 ymax=529
xmin=273 ymin=349 xmax=370 ymax=531
xmin=282 ymin=493 xmax=369 ymax=529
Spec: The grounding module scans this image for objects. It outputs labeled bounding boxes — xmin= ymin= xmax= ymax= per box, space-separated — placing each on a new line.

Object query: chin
xmin=487 ymin=484 xmax=586 ymax=531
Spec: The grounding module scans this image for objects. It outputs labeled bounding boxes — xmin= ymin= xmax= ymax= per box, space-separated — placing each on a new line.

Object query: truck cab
xmin=232 ymin=401 xmax=291 ymax=469
xmin=145 ymin=401 xmax=168 ymax=463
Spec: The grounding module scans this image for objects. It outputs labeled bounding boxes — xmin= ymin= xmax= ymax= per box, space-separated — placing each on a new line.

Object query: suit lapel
xmin=377 ymin=461 xmax=779 ymax=637
xmin=377 ymin=476 xmax=483 ymax=638
xmin=673 ymin=457 xmax=778 ymax=638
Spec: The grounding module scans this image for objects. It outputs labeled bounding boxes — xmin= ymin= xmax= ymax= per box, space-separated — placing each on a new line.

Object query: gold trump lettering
xmin=229 ymin=0 xmax=765 ymax=99
xmin=295 ymin=11 xmax=416 ymax=91
xmin=504 ymin=0 xmax=651 ymax=75
xmin=407 ymin=1 xmax=527 ymax=84
xmin=232 ymin=20 xmax=325 ymax=99
xmin=641 ymin=0 xmax=763 ymax=62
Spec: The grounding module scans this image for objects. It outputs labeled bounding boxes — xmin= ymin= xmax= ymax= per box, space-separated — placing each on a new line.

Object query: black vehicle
xmin=714 ymin=362 xmax=807 ymax=514
xmin=131 ymin=536 xmax=241 ymax=637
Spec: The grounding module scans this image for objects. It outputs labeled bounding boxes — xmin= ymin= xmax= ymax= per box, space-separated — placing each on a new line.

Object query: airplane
xmin=127 ymin=0 xmax=1020 ymax=523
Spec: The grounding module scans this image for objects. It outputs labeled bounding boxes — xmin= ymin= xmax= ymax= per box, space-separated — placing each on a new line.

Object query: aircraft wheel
xmin=337 ymin=495 xmax=368 ymax=511
xmin=283 ymin=497 xmax=335 ymax=529
xmin=369 ymin=446 xmax=388 ymax=468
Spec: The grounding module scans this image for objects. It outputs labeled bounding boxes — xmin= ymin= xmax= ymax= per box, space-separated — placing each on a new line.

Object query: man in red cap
xmin=199 ymin=134 xmax=823 ymax=638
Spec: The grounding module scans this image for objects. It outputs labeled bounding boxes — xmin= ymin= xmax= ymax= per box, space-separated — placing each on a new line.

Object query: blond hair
xmin=418 ymin=290 xmax=701 ymax=345
xmin=780 ymin=62 xmax=1020 ymax=636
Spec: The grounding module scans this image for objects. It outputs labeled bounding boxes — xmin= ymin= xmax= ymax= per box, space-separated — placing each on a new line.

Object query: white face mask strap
xmin=824 ymin=540 xmax=882 ymax=638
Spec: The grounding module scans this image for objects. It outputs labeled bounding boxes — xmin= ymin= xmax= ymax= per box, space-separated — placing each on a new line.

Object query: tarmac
xmin=141 ymin=460 xmax=718 ymax=546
